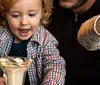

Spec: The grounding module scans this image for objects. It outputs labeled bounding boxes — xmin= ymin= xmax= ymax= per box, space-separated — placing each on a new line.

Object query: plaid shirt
xmin=0 ymin=26 xmax=66 ymax=85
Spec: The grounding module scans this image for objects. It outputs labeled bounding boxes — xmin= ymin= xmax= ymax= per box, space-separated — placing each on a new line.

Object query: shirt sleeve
xmin=41 ymin=32 xmax=66 ymax=85
xmin=77 ymin=14 xmax=100 ymax=51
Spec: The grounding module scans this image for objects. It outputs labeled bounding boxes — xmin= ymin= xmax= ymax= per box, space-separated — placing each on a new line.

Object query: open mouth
xmin=18 ymin=29 xmax=30 ymax=37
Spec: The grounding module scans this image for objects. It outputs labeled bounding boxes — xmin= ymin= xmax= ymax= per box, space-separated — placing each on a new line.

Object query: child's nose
xmin=20 ymin=16 xmax=28 ymax=26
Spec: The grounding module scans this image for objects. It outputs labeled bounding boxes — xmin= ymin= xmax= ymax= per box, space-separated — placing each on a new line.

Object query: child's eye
xmin=11 ymin=15 xmax=19 ymax=18
xmin=29 ymin=14 xmax=36 ymax=17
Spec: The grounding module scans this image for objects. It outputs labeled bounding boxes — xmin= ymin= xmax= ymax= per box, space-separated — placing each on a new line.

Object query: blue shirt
xmin=8 ymin=40 xmax=30 ymax=85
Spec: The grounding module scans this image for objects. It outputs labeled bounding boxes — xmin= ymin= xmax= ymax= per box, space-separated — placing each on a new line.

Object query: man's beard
xmin=70 ymin=0 xmax=88 ymax=9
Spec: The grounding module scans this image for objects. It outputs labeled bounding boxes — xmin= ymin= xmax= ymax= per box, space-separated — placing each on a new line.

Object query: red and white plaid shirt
xmin=0 ymin=26 xmax=66 ymax=85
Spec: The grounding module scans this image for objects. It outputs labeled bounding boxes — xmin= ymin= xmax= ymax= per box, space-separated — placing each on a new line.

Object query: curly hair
xmin=0 ymin=0 xmax=53 ymax=28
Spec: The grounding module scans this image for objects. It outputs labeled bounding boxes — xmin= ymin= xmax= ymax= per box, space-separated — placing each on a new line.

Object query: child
xmin=0 ymin=0 xmax=66 ymax=85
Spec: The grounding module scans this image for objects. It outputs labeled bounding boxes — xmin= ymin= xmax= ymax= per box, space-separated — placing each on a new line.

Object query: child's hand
xmin=0 ymin=77 xmax=6 ymax=85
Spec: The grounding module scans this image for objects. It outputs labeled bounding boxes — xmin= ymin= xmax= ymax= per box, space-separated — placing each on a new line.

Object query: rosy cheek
xmin=32 ymin=23 xmax=39 ymax=29
xmin=31 ymin=19 xmax=40 ymax=30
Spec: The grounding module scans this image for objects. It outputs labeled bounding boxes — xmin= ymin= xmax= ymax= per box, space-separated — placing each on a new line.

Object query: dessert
xmin=0 ymin=57 xmax=32 ymax=85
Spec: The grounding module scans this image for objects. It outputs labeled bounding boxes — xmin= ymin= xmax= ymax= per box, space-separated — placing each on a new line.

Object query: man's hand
xmin=77 ymin=14 xmax=100 ymax=50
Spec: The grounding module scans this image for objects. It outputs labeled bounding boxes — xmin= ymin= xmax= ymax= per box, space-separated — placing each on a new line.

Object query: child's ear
xmin=5 ymin=12 xmax=8 ymax=21
xmin=41 ymin=8 xmax=44 ymax=17
xmin=40 ymin=9 xmax=44 ymax=19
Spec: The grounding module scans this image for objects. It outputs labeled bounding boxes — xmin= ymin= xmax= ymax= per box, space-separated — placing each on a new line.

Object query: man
xmin=60 ymin=0 xmax=95 ymax=13
xmin=48 ymin=0 xmax=100 ymax=85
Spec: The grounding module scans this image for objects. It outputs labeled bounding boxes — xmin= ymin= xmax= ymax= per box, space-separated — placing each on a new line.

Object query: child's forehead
xmin=8 ymin=0 xmax=43 ymax=12
xmin=10 ymin=0 xmax=43 ymax=6
xmin=13 ymin=0 xmax=42 ymax=3
xmin=10 ymin=0 xmax=42 ymax=8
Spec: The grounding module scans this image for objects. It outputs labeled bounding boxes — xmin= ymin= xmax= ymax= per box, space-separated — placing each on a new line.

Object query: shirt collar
xmin=30 ymin=25 xmax=45 ymax=46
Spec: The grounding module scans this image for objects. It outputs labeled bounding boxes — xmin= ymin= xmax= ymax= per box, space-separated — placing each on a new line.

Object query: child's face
xmin=6 ymin=0 xmax=42 ymax=43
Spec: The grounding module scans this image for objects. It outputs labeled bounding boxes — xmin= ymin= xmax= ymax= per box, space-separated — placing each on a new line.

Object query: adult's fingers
xmin=0 ymin=77 xmax=6 ymax=85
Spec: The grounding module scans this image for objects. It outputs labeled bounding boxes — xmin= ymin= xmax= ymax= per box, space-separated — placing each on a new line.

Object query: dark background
xmin=47 ymin=0 xmax=100 ymax=85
